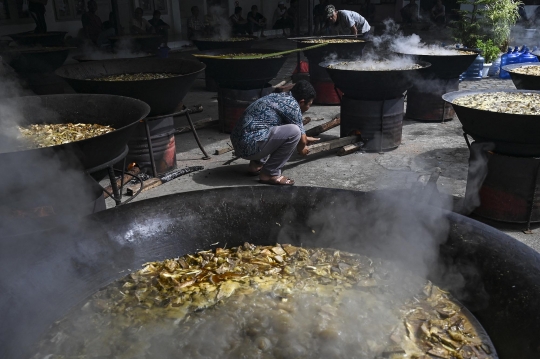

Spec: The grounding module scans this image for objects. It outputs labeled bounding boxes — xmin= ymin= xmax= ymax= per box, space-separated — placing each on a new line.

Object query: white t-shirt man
xmin=336 ymin=10 xmax=370 ymax=34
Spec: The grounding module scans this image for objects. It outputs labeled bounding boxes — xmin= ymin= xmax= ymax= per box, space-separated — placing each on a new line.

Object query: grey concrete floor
xmin=103 ymin=37 xmax=540 ymax=254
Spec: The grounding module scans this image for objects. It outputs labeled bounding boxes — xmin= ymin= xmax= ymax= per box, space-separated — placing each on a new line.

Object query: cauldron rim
xmin=319 ymin=58 xmax=432 ymax=72
xmin=502 ymin=62 xmax=540 ymax=73
xmin=0 ymin=93 xmax=151 ymax=154
xmin=2 ymin=186 xmax=540 ymax=359
xmin=442 ymin=88 xmax=540 ymax=118
xmin=55 ymin=57 xmax=206 ymax=82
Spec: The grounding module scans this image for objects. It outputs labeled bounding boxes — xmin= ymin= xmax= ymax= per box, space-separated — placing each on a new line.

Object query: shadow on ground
xmin=413 ymin=147 xmax=470 ymax=181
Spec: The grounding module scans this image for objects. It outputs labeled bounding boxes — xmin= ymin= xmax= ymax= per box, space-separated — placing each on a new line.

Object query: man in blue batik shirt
xmin=230 ymin=80 xmax=319 ymax=186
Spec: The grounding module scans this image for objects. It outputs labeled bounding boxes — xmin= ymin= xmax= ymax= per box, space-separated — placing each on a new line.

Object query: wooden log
xmin=103 ymin=167 xmax=141 ymax=199
xmin=126 ymin=177 xmax=163 ymax=196
xmin=302 ymin=117 xmax=311 ymax=126
xmin=305 ymin=135 xmax=362 ymax=156
xmin=175 ymin=117 xmax=218 ymax=134
xmin=337 ymin=141 xmax=365 ymax=156
xmin=305 ymin=116 xmax=341 ymax=137
xmin=214 ymin=144 xmax=233 ymax=155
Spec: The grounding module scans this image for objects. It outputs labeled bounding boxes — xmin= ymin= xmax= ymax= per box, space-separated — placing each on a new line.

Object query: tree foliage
xmin=452 ymin=0 xmax=521 ymax=49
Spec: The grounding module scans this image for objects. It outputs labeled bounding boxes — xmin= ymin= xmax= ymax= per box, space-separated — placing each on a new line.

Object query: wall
xmin=0 ymin=0 xmax=177 ymax=38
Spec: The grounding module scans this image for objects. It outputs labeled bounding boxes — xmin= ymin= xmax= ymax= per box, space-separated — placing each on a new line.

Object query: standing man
xmin=149 ymin=10 xmax=170 ymax=44
xmin=400 ymin=0 xmax=419 ymax=25
xmin=81 ymin=0 xmax=102 ymax=44
xmin=230 ymin=80 xmax=319 ymax=186
xmin=431 ymin=0 xmax=446 ymax=27
xmin=313 ymin=0 xmax=329 ymax=34
xmin=29 ymin=0 xmax=47 ymax=33
xmin=247 ymin=5 xmax=267 ymax=38
xmin=187 ymin=5 xmax=204 ymax=39
xmin=131 ymin=7 xmax=154 ymax=34
xmin=325 ymin=4 xmax=371 ymax=37
xmin=230 ymin=6 xmax=249 ymax=35
xmin=272 ymin=1 xmax=293 ymax=36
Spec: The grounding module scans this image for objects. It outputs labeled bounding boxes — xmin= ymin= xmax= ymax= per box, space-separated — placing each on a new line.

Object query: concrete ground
xmin=100 ymin=37 xmax=540 ymax=253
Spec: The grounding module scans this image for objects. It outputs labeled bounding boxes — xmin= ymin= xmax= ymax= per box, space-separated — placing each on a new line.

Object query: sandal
xmin=259 ymin=175 xmax=295 ymax=186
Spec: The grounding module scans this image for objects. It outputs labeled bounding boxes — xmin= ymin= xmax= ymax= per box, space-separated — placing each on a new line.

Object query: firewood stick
xmin=305 ymin=135 xmax=361 ymax=156
xmin=175 ymin=117 xmax=218 ymax=134
xmin=126 ymin=177 xmax=163 ymax=196
xmin=215 ymin=144 xmax=233 ymax=155
xmin=103 ymin=167 xmax=141 ymax=199
xmin=337 ymin=141 xmax=365 ymax=156
xmin=305 ymin=116 xmax=341 ymax=137
xmin=302 ymin=117 xmax=311 ymax=126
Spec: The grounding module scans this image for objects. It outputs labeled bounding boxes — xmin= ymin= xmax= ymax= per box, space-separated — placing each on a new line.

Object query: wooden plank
xmin=306 ymin=135 xmax=362 ymax=155
xmin=214 ymin=144 xmax=233 ymax=155
xmin=126 ymin=177 xmax=163 ymax=196
xmin=337 ymin=141 xmax=365 ymax=156
xmin=305 ymin=116 xmax=340 ymax=136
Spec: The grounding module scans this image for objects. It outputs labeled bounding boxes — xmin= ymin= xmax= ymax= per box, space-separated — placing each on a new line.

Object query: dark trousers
xmin=245 ymin=124 xmax=301 ymax=177
xmin=31 ymin=11 xmax=47 ymax=33
xmin=273 ymin=18 xmax=294 ymax=30
xmin=232 ymin=23 xmax=249 ymax=35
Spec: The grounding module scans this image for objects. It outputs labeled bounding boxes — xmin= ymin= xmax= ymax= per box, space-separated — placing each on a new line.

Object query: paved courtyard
xmin=93 ymin=38 xmax=540 ymax=253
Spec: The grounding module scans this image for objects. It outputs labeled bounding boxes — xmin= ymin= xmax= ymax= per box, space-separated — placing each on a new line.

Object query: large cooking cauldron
xmin=503 ymin=62 xmax=540 ymax=90
xmin=393 ymin=50 xmax=478 ymax=79
xmin=8 ymin=31 xmax=67 ymax=46
xmin=1 ymin=46 xmax=71 ymax=73
xmin=0 ymin=94 xmax=150 ymax=170
xmin=72 ymin=52 xmax=153 ymax=62
xmin=192 ymin=37 xmax=257 ymax=51
xmin=320 ymin=59 xmax=431 ymax=100
xmin=195 ymin=48 xmax=288 ymax=89
xmin=443 ymin=89 xmax=540 ymax=156
xmin=55 ymin=58 xmax=205 ymax=116
xmin=0 ymin=187 xmax=538 ymax=359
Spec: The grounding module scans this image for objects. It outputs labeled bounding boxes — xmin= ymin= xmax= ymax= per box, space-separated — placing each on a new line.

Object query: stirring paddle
xmin=192 ymin=42 xmax=329 ymax=60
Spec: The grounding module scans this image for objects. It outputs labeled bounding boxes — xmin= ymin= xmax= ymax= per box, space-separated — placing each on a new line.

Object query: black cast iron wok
xmin=0 ymin=187 xmax=539 ymax=359
xmin=194 ymin=48 xmax=289 ymax=89
xmin=502 ymin=62 xmax=540 ymax=90
xmin=320 ymin=59 xmax=431 ymax=100
xmin=0 ymin=94 xmax=150 ymax=170
xmin=393 ymin=50 xmax=478 ymax=79
xmin=55 ymin=58 xmax=205 ymax=116
xmin=443 ymin=89 xmax=540 ymax=156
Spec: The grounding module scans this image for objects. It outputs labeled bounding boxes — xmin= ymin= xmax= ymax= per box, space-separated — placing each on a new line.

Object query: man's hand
xmin=297 ymin=134 xmax=320 ymax=156
xmin=306 ymin=136 xmax=320 ymax=145
xmin=298 ymin=147 xmax=310 ymax=156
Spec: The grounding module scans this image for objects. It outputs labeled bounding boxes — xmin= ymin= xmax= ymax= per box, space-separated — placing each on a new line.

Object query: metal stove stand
xmin=86 ymin=145 xmax=144 ymax=206
xmin=144 ymin=104 xmax=210 ymax=178
xmin=463 ymin=132 xmax=540 ymax=232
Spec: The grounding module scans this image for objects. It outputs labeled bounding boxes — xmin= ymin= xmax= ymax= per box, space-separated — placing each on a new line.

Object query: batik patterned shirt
xmin=230 ymin=92 xmax=305 ymax=158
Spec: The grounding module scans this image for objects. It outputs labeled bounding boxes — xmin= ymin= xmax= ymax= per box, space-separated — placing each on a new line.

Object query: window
xmin=0 ymin=0 xmax=32 ymax=25
xmin=52 ymin=0 xmax=84 ymax=21
xmin=136 ymin=0 xmax=167 ymax=16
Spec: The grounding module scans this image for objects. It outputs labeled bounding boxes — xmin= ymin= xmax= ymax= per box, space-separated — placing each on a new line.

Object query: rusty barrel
xmin=466 ymin=143 xmax=540 ymax=223
xmin=218 ymin=85 xmax=274 ymax=133
xmin=309 ymin=62 xmax=342 ymax=105
xmin=406 ymin=77 xmax=459 ymax=122
xmin=126 ymin=116 xmax=177 ymax=175
xmin=340 ymin=95 xmax=404 ymax=152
